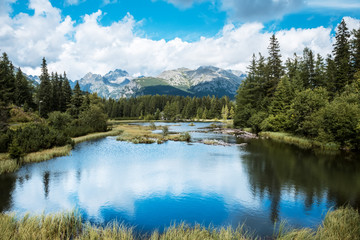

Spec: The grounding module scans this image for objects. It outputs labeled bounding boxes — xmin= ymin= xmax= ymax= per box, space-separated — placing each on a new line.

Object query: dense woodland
xmin=234 ymin=19 xmax=360 ymax=150
xmin=104 ymin=95 xmax=234 ymax=121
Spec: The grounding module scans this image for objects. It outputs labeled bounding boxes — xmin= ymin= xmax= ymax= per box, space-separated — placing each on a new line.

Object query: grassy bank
xmin=0 ymin=125 xmax=125 ymax=175
xmin=259 ymin=132 xmax=340 ymax=151
xmin=115 ymin=123 xmax=191 ymax=144
xmin=0 ymin=206 xmax=358 ymax=239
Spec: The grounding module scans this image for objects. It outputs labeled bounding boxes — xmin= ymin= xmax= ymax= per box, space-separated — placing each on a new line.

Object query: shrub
xmin=162 ymin=126 xmax=169 ymax=136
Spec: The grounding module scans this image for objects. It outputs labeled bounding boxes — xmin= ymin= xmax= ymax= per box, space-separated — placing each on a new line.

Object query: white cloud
xmin=0 ymin=0 xmax=354 ymax=80
xmin=343 ymin=16 xmax=360 ymax=32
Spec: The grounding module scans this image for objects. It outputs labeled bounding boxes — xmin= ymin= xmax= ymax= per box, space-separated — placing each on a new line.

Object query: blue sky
xmin=1 ymin=0 xmax=360 ymax=79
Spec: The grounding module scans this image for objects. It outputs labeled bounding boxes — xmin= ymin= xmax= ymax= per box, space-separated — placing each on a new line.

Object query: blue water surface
xmin=1 ymin=122 xmax=359 ymax=237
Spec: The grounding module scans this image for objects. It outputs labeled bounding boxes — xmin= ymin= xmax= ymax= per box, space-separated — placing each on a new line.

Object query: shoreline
xmin=0 ymin=125 xmax=125 ymax=175
xmin=0 ymin=206 xmax=358 ymax=239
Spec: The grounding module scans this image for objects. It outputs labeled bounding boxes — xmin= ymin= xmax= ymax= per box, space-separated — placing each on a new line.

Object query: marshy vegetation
xmin=115 ymin=123 xmax=191 ymax=144
xmin=0 ymin=206 xmax=358 ymax=240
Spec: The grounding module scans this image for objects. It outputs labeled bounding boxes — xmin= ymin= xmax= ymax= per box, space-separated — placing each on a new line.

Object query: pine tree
xmin=314 ymin=54 xmax=326 ymax=88
xmin=325 ymin=55 xmax=337 ymax=95
xmin=269 ymin=76 xmax=294 ymax=115
xmin=333 ymin=19 xmax=352 ymax=92
xmin=352 ymin=28 xmax=360 ymax=72
xmin=0 ymin=52 xmax=16 ymax=105
xmin=38 ymin=58 xmax=53 ymax=117
xmin=51 ymin=72 xmax=61 ymax=111
xmin=68 ymin=81 xmax=83 ymax=117
xmin=62 ymin=72 xmax=72 ymax=112
xmin=300 ymin=48 xmax=315 ymax=89
xmin=266 ymin=34 xmax=283 ymax=97
xmin=15 ymin=68 xmax=32 ymax=106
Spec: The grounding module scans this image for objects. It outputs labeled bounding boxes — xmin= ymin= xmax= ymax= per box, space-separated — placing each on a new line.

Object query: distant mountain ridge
xmin=71 ymin=66 xmax=245 ymax=99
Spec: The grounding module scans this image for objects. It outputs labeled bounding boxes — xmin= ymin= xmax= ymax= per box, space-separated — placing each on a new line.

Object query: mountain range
xmin=70 ymin=66 xmax=245 ymax=99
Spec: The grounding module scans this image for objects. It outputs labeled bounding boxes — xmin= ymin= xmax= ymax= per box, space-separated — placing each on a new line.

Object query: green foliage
xmin=79 ymin=104 xmax=108 ymax=132
xmin=234 ymin=22 xmax=360 ymax=150
xmin=47 ymin=111 xmax=72 ymax=131
xmin=38 ymin=58 xmax=53 ymax=117
xmin=0 ymin=131 xmax=12 ymax=153
xmin=0 ymin=52 xmax=16 ymax=105
xmin=8 ymin=138 xmax=24 ymax=164
xmin=162 ymin=126 xmax=169 ymax=136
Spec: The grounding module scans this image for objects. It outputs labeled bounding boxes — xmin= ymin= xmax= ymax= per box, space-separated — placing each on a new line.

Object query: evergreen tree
xmin=269 ymin=76 xmax=294 ymax=115
xmin=15 ymin=68 xmax=32 ymax=107
xmin=313 ymin=54 xmax=326 ymax=88
xmin=38 ymin=58 xmax=53 ymax=117
xmin=62 ymin=72 xmax=72 ymax=112
xmin=68 ymin=81 xmax=83 ymax=117
xmin=51 ymin=72 xmax=61 ymax=111
xmin=0 ymin=52 xmax=16 ymax=105
xmin=352 ymin=28 xmax=360 ymax=72
xmin=333 ymin=19 xmax=352 ymax=92
xmin=325 ymin=55 xmax=337 ymax=95
xmin=266 ymin=34 xmax=283 ymax=97
xmin=300 ymin=48 xmax=315 ymax=89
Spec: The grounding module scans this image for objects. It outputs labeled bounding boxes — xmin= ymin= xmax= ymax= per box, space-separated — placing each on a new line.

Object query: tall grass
xmin=23 ymin=145 xmax=72 ymax=163
xmin=1 ymin=206 xmax=358 ymax=239
xmin=259 ymin=132 xmax=340 ymax=151
xmin=73 ymin=129 xmax=124 ymax=144
xmin=276 ymin=206 xmax=360 ymax=240
xmin=0 ymin=153 xmax=18 ymax=174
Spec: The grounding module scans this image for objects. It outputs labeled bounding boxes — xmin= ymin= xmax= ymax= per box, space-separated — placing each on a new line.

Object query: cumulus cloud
xmin=0 ymin=0 xmax=352 ymax=80
xmin=343 ymin=16 xmax=360 ymax=32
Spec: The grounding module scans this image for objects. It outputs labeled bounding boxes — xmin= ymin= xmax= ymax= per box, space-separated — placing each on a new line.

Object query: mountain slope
xmin=73 ymin=66 xmax=244 ymax=99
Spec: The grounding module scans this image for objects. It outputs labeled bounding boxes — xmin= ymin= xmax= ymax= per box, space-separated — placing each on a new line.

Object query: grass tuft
xmin=259 ymin=132 xmax=340 ymax=151
xmin=0 ymin=207 xmax=359 ymax=239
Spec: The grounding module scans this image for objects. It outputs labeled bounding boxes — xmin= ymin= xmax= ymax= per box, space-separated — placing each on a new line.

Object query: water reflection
xmin=0 ymin=122 xmax=359 ymax=237
xmin=241 ymin=138 xmax=360 ymax=224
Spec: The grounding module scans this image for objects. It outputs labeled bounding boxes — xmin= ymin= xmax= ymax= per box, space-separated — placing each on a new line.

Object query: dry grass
xmin=23 ymin=145 xmax=73 ymax=163
xmin=259 ymin=132 xmax=340 ymax=151
xmin=0 ymin=153 xmax=19 ymax=174
xmin=1 ymin=207 xmax=358 ymax=239
xmin=73 ymin=127 xmax=124 ymax=144
xmin=115 ymin=124 xmax=191 ymax=144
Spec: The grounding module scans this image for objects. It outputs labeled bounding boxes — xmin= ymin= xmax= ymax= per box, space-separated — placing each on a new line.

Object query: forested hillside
xmin=234 ymin=19 xmax=360 ymax=150
xmin=0 ymin=55 xmax=108 ymax=160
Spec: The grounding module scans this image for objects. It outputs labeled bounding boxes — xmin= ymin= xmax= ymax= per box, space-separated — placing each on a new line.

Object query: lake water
xmin=1 ymin=122 xmax=360 ymax=237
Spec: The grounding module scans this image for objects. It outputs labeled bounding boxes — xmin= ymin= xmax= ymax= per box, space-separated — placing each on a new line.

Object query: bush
xmin=162 ymin=126 xmax=169 ymax=136
xmin=48 ymin=111 xmax=72 ymax=131
xmin=12 ymin=123 xmax=73 ymax=153
xmin=78 ymin=105 xmax=107 ymax=132
xmin=0 ymin=131 xmax=12 ymax=153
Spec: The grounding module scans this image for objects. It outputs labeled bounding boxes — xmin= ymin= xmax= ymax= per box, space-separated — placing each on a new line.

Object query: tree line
xmin=234 ymin=19 xmax=360 ymax=150
xmin=104 ymin=95 xmax=235 ymax=121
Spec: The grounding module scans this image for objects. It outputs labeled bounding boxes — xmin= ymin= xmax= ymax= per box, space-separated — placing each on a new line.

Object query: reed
xmin=0 ymin=206 xmax=359 ymax=239
xmin=23 ymin=145 xmax=72 ymax=163
xmin=259 ymin=132 xmax=340 ymax=151
xmin=0 ymin=153 xmax=19 ymax=174
xmin=73 ymin=128 xmax=124 ymax=144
